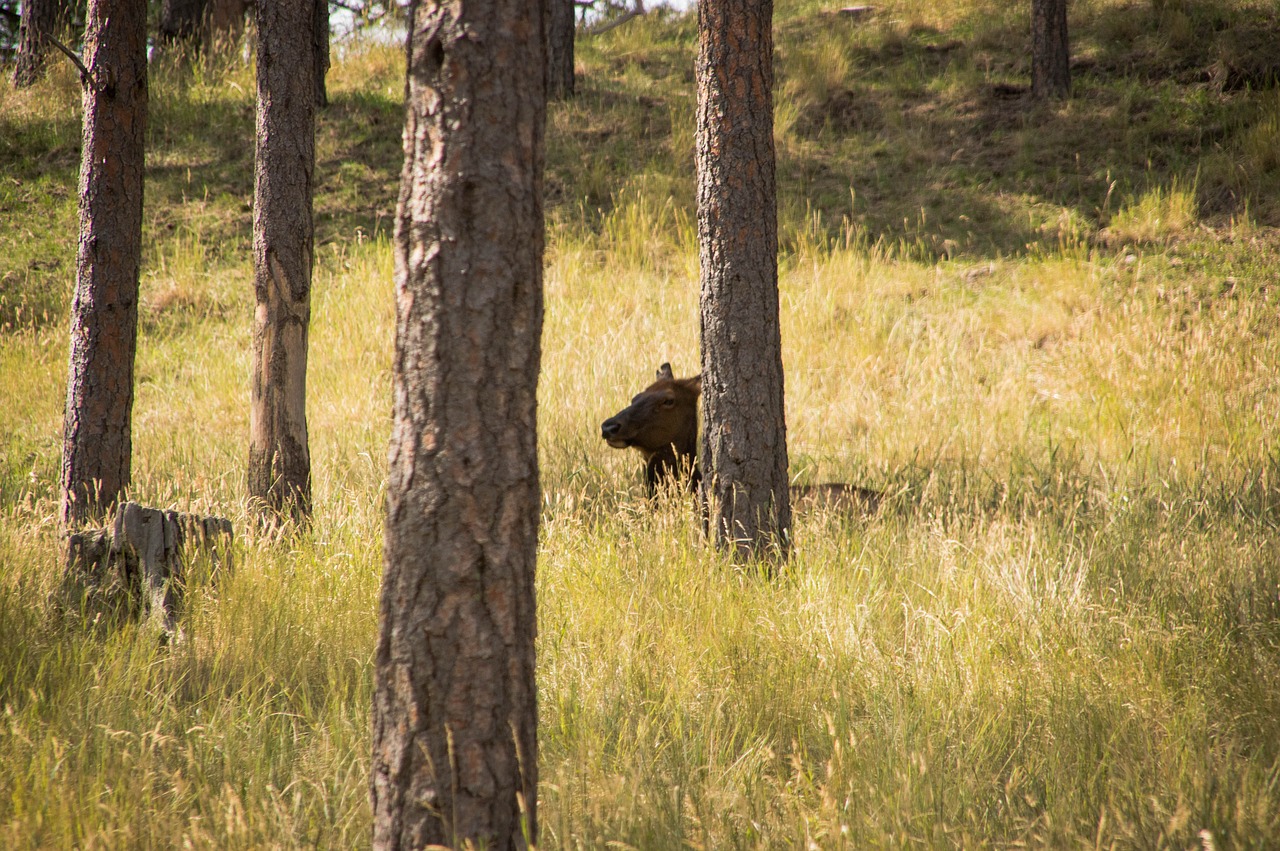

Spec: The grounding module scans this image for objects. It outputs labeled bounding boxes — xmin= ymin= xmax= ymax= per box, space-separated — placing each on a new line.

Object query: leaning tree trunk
xmin=12 ymin=0 xmax=66 ymax=88
xmin=1031 ymin=0 xmax=1070 ymax=99
xmin=60 ymin=0 xmax=148 ymax=529
xmin=248 ymin=0 xmax=316 ymax=522
xmin=547 ymin=0 xmax=575 ymax=99
xmin=371 ymin=1 xmax=546 ymax=849
xmin=695 ymin=0 xmax=792 ymax=561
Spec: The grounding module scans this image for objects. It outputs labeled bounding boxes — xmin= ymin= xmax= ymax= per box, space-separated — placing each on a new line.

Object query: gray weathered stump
xmin=63 ymin=502 xmax=233 ymax=641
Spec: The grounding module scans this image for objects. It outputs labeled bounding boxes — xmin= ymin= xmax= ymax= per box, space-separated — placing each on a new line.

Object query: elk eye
xmin=661 ymin=398 xmax=676 ymax=408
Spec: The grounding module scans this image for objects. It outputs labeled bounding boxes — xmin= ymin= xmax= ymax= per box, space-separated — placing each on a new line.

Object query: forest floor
xmin=4 ymin=0 xmax=1280 ymax=847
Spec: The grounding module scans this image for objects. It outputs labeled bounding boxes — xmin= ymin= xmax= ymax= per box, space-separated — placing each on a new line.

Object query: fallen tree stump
xmin=63 ymin=502 xmax=233 ymax=641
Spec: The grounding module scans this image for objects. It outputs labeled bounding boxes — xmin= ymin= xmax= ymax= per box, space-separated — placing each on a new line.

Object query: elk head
xmin=601 ymin=362 xmax=702 ymax=493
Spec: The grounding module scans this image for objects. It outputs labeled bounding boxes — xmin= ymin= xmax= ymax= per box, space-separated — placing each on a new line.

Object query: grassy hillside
xmin=4 ymin=0 xmax=1280 ymax=846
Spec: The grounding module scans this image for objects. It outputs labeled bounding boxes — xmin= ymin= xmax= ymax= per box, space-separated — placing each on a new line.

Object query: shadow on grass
xmin=144 ymin=84 xmax=405 ymax=256
xmin=562 ymin=0 xmax=1280 ymax=260
xmin=782 ymin=1 xmax=1279 ymax=258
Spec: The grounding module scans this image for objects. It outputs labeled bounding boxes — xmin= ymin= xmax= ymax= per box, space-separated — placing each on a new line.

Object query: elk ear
xmin=683 ymin=374 xmax=702 ymax=396
xmin=656 ymin=362 xmax=674 ymax=381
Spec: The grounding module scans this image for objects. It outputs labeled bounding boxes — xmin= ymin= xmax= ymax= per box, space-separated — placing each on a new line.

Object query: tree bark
xmin=248 ymin=0 xmax=316 ymax=521
xmin=60 ymin=0 xmax=148 ymax=529
xmin=12 ymin=0 xmax=66 ymax=87
xmin=695 ymin=0 xmax=791 ymax=561
xmin=548 ymin=0 xmax=575 ymax=99
xmin=1031 ymin=0 xmax=1070 ymax=99
xmin=313 ymin=0 xmax=330 ymax=107
xmin=371 ymin=1 xmax=546 ymax=849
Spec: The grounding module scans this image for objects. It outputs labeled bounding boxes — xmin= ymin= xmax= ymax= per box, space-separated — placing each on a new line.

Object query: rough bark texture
xmin=547 ymin=0 xmax=575 ymax=99
xmin=313 ymin=0 xmax=330 ymax=107
xmin=695 ymin=0 xmax=791 ymax=560
xmin=60 ymin=0 xmax=148 ymax=529
xmin=1031 ymin=0 xmax=1070 ymax=99
xmin=249 ymin=0 xmax=316 ymax=521
xmin=64 ymin=502 xmax=234 ymax=640
xmin=12 ymin=0 xmax=65 ymax=87
xmin=371 ymin=2 xmax=546 ymax=849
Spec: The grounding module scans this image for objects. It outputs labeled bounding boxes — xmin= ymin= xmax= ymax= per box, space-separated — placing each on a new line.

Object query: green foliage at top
xmin=4 ymin=0 xmax=1280 ymax=847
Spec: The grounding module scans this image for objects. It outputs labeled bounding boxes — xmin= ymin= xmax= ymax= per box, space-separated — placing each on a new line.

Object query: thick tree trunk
xmin=371 ymin=1 xmax=546 ymax=849
xmin=60 ymin=0 xmax=148 ymax=529
xmin=13 ymin=0 xmax=66 ymax=88
xmin=1031 ymin=0 xmax=1070 ymax=99
xmin=313 ymin=0 xmax=330 ymax=107
xmin=548 ymin=0 xmax=575 ymax=99
xmin=695 ymin=0 xmax=791 ymax=560
xmin=248 ymin=0 xmax=316 ymax=521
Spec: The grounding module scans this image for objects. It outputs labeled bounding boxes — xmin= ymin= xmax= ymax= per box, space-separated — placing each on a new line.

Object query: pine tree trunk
xmin=12 ymin=0 xmax=66 ymax=88
xmin=60 ymin=0 xmax=148 ymax=528
xmin=695 ymin=0 xmax=791 ymax=560
xmin=313 ymin=0 xmax=330 ymax=108
xmin=371 ymin=1 xmax=546 ymax=848
xmin=248 ymin=0 xmax=315 ymax=521
xmin=1031 ymin=0 xmax=1070 ymax=99
xmin=548 ymin=0 xmax=575 ymax=99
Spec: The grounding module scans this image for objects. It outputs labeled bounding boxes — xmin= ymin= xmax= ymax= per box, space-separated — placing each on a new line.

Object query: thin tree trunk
xmin=548 ymin=0 xmax=575 ymax=99
xmin=371 ymin=1 xmax=546 ymax=848
xmin=695 ymin=0 xmax=791 ymax=561
xmin=248 ymin=0 xmax=315 ymax=521
xmin=60 ymin=0 xmax=148 ymax=528
xmin=313 ymin=0 xmax=329 ymax=107
xmin=1031 ymin=0 xmax=1070 ymax=99
xmin=13 ymin=0 xmax=66 ymax=87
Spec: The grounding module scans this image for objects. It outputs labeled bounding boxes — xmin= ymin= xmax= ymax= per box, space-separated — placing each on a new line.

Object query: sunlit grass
xmin=4 ymin=0 xmax=1280 ymax=847
xmin=1102 ymin=177 xmax=1199 ymax=246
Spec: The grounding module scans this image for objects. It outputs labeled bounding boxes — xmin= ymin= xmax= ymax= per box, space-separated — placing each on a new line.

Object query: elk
xmin=601 ymin=363 xmax=882 ymax=511
xmin=600 ymin=363 xmax=703 ymax=494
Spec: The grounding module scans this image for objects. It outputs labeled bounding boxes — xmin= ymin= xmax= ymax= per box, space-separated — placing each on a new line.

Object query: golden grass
xmin=5 ymin=2 xmax=1280 ymax=847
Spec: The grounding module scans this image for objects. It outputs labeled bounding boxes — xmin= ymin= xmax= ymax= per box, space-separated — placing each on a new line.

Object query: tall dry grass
xmin=4 ymin=1 xmax=1280 ymax=847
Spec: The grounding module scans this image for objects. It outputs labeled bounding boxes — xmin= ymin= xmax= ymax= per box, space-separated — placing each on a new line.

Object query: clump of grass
xmin=1237 ymin=92 xmax=1280 ymax=176
xmin=1100 ymin=176 xmax=1199 ymax=246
